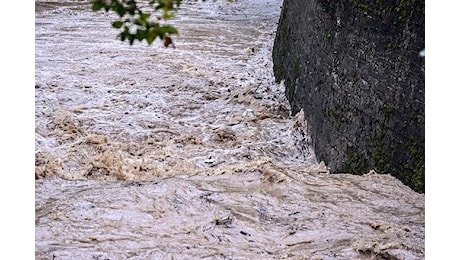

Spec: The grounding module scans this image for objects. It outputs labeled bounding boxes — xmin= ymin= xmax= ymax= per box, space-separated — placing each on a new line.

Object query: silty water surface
xmin=35 ymin=0 xmax=425 ymax=259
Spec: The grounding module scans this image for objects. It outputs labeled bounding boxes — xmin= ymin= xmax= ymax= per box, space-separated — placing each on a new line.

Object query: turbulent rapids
xmin=35 ymin=0 xmax=425 ymax=259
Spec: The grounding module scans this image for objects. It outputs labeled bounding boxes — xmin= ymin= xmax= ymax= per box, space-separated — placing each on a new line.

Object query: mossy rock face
xmin=272 ymin=0 xmax=424 ymax=192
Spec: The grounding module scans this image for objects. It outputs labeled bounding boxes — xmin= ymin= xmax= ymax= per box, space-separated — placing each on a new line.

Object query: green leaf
xmin=92 ymin=1 xmax=103 ymax=11
xmin=134 ymin=18 xmax=145 ymax=26
xmin=112 ymin=21 xmax=124 ymax=28
xmin=113 ymin=3 xmax=127 ymax=17
xmin=146 ymin=29 xmax=158 ymax=45
xmin=140 ymin=13 xmax=151 ymax=20
xmin=161 ymin=25 xmax=178 ymax=35
xmin=92 ymin=0 xmax=184 ymax=47
xmin=119 ymin=32 xmax=127 ymax=41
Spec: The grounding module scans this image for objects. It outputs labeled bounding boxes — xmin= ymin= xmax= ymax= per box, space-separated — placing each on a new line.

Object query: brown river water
xmin=35 ymin=0 xmax=425 ymax=259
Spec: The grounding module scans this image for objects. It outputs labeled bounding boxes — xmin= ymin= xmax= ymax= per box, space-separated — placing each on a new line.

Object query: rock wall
xmin=272 ymin=0 xmax=424 ymax=192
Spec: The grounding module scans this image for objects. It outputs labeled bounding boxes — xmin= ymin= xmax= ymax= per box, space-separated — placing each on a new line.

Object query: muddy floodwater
xmin=35 ymin=0 xmax=425 ymax=259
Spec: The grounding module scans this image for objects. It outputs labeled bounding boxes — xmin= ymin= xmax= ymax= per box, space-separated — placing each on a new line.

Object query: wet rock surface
xmin=272 ymin=0 xmax=425 ymax=192
xmin=35 ymin=0 xmax=424 ymax=258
